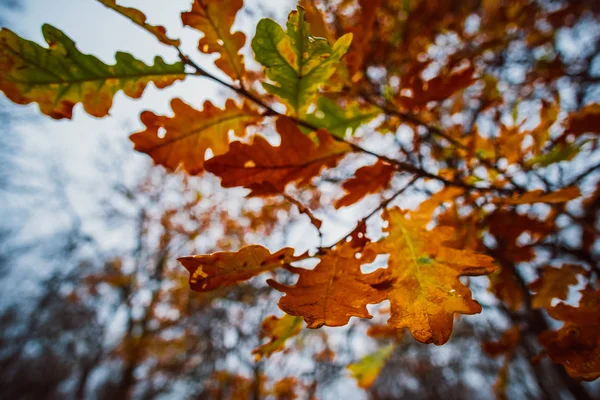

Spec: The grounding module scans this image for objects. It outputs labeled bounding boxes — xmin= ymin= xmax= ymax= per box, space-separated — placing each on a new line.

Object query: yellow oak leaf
xmin=252 ymin=314 xmax=303 ymax=360
xmin=130 ymin=98 xmax=262 ymax=175
xmin=364 ymin=207 xmax=496 ymax=345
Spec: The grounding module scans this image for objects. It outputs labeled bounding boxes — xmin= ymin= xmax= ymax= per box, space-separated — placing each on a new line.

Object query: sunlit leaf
xmin=364 ymin=207 xmax=496 ymax=345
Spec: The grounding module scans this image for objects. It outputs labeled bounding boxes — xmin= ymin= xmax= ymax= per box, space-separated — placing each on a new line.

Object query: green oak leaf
xmin=306 ymin=97 xmax=381 ymax=138
xmin=347 ymin=344 xmax=395 ymax=389
xmin=251 ymin=6 xmax=352 ymax=118
xmin=526 ymin=139 xmax=589 ymax=168
xmin=0 ymin=25 xmax=185 ymax=119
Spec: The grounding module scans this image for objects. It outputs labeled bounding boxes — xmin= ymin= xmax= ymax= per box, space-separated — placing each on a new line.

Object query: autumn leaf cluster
xmin=1 ymin=0 xmax=599 ymax=396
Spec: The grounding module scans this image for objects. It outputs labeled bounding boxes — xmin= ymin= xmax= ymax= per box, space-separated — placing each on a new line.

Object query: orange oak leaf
xmin=344 ymin=0 xmax=382 ymax=78
xmin=566 ymin=103 xmax=600 ymax=136
xmin=488 ymin=209 xmax=555 ymax=263
xmin=489 ymin=265 xmax=524 ymax=311
xmin=252 ymin=314 xmax=303 ymax=359
xmin=501 ymin=187 xmax=581 ymax=205
xmin=529 ymin=264 xmax=587 ymax=310
xmin=181 ymin=0 xmax=246 ymax=81
xmin=130 ymin=98 xmax=262 ymax=174
xmin=205 ymin=117 xmax=350 ymax=193
xmin=178 ymin=245 xmax=301 ymax=292
xmin=334 ymin=161 xmax=395 ymax=208
xmin=97 ymin=0 xmax=180 ymax=46
xmin=267 ymin=241 xmax=390 ymax=328
xmin=539 ymin=286 xmax=600 ymax=381
xmin=364 ymin=207 xmax=496 ymax=345
xmin=396 ymin=66 xmax=476 ymax=110
xmin=298 ymin=0 xmax=335 ymax=43
xmin=482 ymin=327 xmax=521 ymax=358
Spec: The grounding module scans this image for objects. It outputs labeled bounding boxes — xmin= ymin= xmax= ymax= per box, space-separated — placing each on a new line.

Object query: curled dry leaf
xmin=130 ymin=98 xmax=262 ymax=174
xmin=182 ymin=0 xmax=246 ymax=81
xmin=335 ymin=161 xmax=396 ymax=208
xmin=0 ymin=25 xmax=184 ymax=119
xmin=268 ymin=241 xmax=390 ymax=328
xmin=178 ymin=245 xmax=301 ymax=292
xmin=364 ymin=207 xmax=497 ymax=345
xmin=97 ymin=0 xmax=181 ymax=46
xmin=252 ymin=314 xmax=303 ymax=360
xmin=205 ymin=117 xmax=350 ymax=193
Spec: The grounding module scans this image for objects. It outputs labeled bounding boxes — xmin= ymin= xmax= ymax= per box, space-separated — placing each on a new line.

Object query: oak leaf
xmin=343 ymin=0 xmax=382 ymax=79
xmin=178 ymin=245 xmax=300 ymax=292
xmin=268 ymin=241 xmax=389 ymax=328
xmin=334 ymin=161 xmax=395 ymax=208
xmin=97 ymin=0 xmax=180 ymax=46
xmin=364 ymin=207 xmax=496 ymax=345
xmin=253 ymin=314 xmax=303 ymax=359
xmin=306 ymin=97 xmax=381 ymax=138
xmin=566 ymin=103 xmax=600 ymax=136
xmin=0 ymin=25 xmax=184 ymax=119
xmin=501 ymin=187 xmax=581 ymax=205
xmin=251 ymin=6 xmax=352 ymax=117
xmin=489 ymin=266 xmax=524 ymax=311
xmin=529 ymin=264 xmax=587 ymax=310
xmin=396 ymin=66 xmax=476 ymax=110
xmin=130 ymin=98 xmax=262 ymax=174
xmin=347 ymin=344 xmax=395 ymax=389
xmin=205 ymin=117 xmax=350 ymax=193
xmin=539 ymin=286 xmax=600 ymax=381
xmin=182 ymin=0 xmax=246 ymax=81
